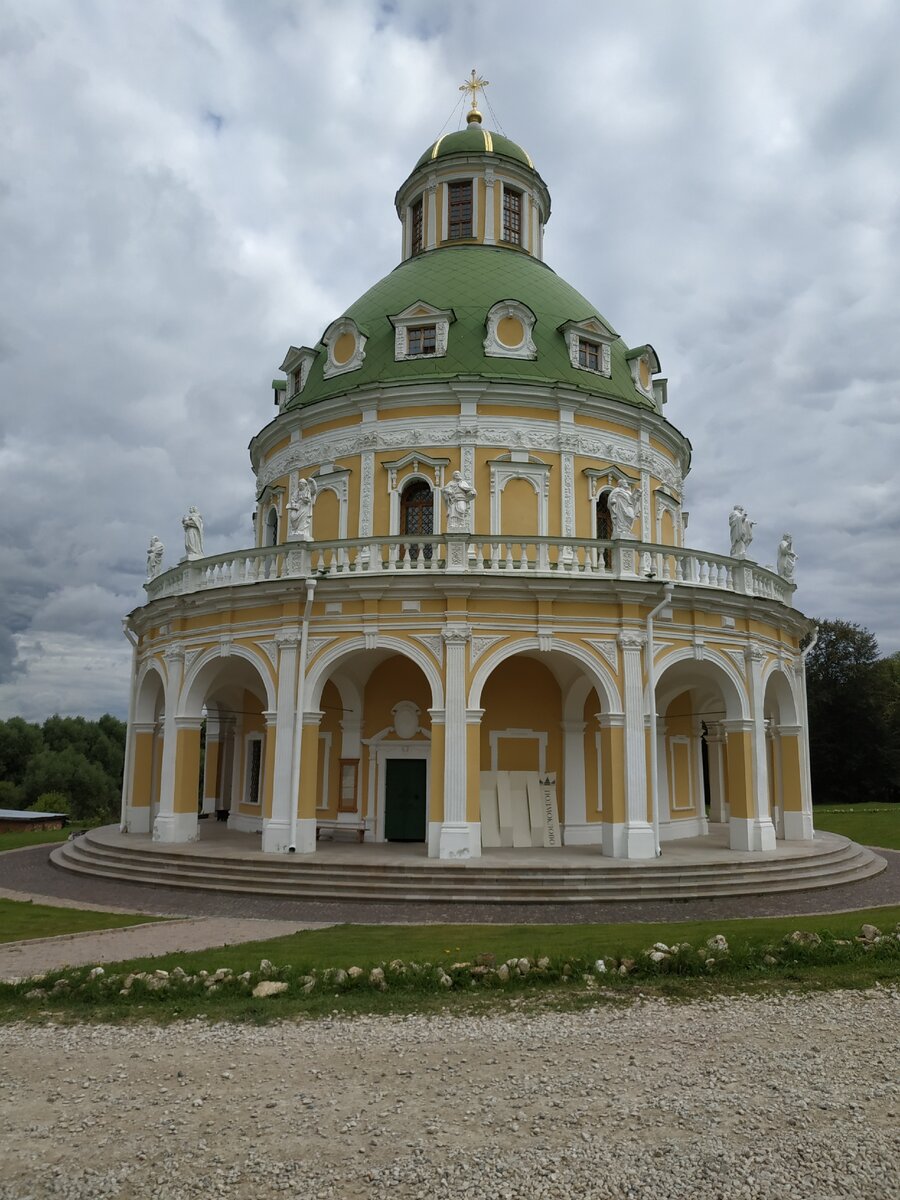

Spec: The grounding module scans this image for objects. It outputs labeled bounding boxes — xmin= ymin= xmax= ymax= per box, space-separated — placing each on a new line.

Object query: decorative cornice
xmin=256 ymin=416 xmax=682 ymax=497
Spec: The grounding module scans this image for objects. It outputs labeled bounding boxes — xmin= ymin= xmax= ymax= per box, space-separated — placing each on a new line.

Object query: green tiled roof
xmin=415 ymin=124 xmax=534 ymax=169
xmin=288 ymin=246 xmax=656 ymax=412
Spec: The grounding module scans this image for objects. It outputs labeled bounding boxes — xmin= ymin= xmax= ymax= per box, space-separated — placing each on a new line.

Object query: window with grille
xmin=579 ymin=339 xmax=601 ymax=371
xmin=411 ymin=197 xmax=424 ymax=255
xmin=407 ymin=325 xmax=436 ymax=356
xmin=502 ymin=187 xmax=522 ymax=244
xmin=400 ymin=479 xmax=434 ymax=560
xmin=448 ymin=180 xmax=473 ymax=239
xmin=246 ymin=738 xmax=262 ymax=805
xmin=597 ymin=493 xmax=613 ymax=568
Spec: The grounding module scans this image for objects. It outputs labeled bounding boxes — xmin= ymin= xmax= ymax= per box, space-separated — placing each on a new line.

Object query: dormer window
xmin=411 ymin=196 xmax=424 ymax=255
xmin=278 ymin=345 xmax=317 ymax=406
xmin=483 ymin=299 xmax=537 ymax=360
xmin=502 ymin=186 xmax=522 ymax=245
xmin=390 ymin=301 xmax=456 ymax=362
xmin=625 ymin=344 xmax=662 ymax=403
xmin=558 ymin=316 xmax=618 ymax=379
xmin=448 ymin=180 xmax=473 ymax=239
xmin=407 ymin=325 xmax=436 ymax=355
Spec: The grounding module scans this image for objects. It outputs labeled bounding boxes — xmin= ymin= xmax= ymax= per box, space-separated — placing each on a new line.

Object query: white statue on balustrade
xmin=607 ymin=479 xmax=641 ymax=539
xmin=146 ymin=536 xmax=165 ymax=579
xmin=287 ymin=477 xmax=318 ymax=541
xmin=182 ymin=507 xmax=204 ymax=560
xmin=442 ymin=470 xmax=477 ymax=533
xmin=777 ymin=532 xmax=797 ymax=583
xmin=729 ymin=504 xmax=755 ymax=559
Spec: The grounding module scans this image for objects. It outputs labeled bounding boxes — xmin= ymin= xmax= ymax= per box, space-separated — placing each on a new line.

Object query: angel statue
xmin=777 ymin=532 xmax=798 ymax=583
xmin=607 ymin=478 xmax=641 ymax=539
xmin=182 ymin=507 xmax=204 ymax=560
xmin=287 ymin=477 xmax=318 ymax=541
xmin=442 ymin=470 xmax=477 ymax=533
xmin=728 ymin=504 xmax=755 ymax=559
xmin=146 ymin=535 xmax=164 ymax=580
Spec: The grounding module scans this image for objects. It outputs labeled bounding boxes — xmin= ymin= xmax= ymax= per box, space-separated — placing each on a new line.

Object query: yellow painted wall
xmin=480 ymin=657 xmax=561 ymax=809
xmin=173 ymin=727 xmax=201 ymax=814
xmin=379 ymin=405 xmax=458 ymax=420
xmin=600 ymin=724 xmax=625 ymax=824
xmin=313 ymin=488 xmax=341 ymax=542
xmin=364 ymin=656 xmax=433 ymax=741
xmin=131 ymin=732 xmax=154 ymax=808
xmin=262 ymin=728 xmax=276 ymax=819
xmin=263 ymin=436 xmax=292 ymax=462
xmin=725 ymin=731 xmax=753 ymax=819
xmin=780 ymin=734 xmax=803 ymax=812
xmin=582 ymin=692 xmax=602 ymax=822
xmin=573 ymin=414 xmax=636 ymax=439
xmin=501 ymin=478 xmax=539 ymax=538
xmin=301 ymin=413 xmax=361 ymax=438
xmin=318 ymin=680 xmax=344 ymax=816
xmin=298 ymin=724 xmax=320 ymax=819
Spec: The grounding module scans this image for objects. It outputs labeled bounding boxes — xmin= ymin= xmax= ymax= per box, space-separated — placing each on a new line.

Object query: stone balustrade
xmin=145 ymin=535 xmax=794 ymax=606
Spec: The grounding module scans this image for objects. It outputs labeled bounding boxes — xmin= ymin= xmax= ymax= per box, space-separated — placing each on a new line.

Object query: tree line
xmin=0 ymin=714 xmax=125 ymax=822
xmin=0 ymin=618 xmax=896 ymax=824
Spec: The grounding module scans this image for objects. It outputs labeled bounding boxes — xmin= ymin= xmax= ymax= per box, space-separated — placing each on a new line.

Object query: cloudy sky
xmin=1 ymin=0 xmax=898 ymax=721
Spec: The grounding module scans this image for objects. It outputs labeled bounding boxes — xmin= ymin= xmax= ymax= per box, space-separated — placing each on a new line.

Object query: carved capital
xmin=442 ymin=625 xmax=471 ymax=646
xmin=617 ymin=631 xmax=646 ymax=651
xmin=274 ymin=631 xmax=301 ymax=649
xmin=162 ymin=645 xmax=184 ymax=664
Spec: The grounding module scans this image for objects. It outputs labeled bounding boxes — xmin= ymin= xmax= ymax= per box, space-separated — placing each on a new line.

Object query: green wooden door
xmin=384 ymin=759 xmax=427 ymax=842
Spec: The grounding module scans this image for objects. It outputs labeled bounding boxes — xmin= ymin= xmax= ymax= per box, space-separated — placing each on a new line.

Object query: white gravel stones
xmin=1 ymin=987 xmax=897 ymax=1199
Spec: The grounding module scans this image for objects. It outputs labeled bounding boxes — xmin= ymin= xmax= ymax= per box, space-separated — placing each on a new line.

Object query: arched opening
xmin=596 ymin=491 xmax=612 ymax=567
xmin=763 ymin=668 xmax=809 ymax=840
xmin=265 ymin=507 xmax=278 ymax=546
xmin=127 ymin=667 xmax=165 ymax=835
xmin=400 ymin=478 xmax=433 ymax=561
xmin=313 ymin=488 xmax=340 ymax=542
xmin=654 ymin=655 xmax=753 ymax=850
xmin=308 ymin=645 xmax=440 ymax=850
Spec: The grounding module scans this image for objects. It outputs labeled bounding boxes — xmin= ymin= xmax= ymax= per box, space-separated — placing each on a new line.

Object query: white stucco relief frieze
xmin=411 ymin=634 xmax=444 ymax=664
xmin=585 ymin=638 xmax=618 ymax=672
xmin=306 ymin=636 xmax=337 ymax=661
xmin=469 ymin=634 xmax=506 ymax=668
xmin=257 ymin=419 xmax=683 ymax=496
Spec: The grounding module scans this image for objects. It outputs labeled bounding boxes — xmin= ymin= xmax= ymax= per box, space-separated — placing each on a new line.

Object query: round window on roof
xmin=639 ymin=357 xmax=651 ymax=390
xmin=483 ymin=300 xmax=537 ymax=361
xmin=333 ymin=332 xmax=356 ymax=365
xmin=321 ymin=317 xmax=367 ymax=380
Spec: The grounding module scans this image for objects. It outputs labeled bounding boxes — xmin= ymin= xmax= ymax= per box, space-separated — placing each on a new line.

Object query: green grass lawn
xmin=0 ymin=827 xmax=77 ymax=853
xmin=813 ymin=803 xmax=900 ymax=849
xmin=0 ymin=898 xmax=162 ymax=944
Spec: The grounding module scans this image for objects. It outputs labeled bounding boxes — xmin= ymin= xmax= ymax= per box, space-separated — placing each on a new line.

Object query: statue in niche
xmin=729 ymin=504 xmax=755 ymax=559
xmin=777 ymin=532 xmax=798 ymax=582
xmin=442 ymin=470 xmax=477 ymax=533
xmin=607 ymin=478 xmax=641 ymax=539
xmin=287 ymin=477 xmax=318 ymax=541
xmin=146 ymin=535 xmax=165 ymax=579
xmin=182 ymin=507 xmax=204 ymax=560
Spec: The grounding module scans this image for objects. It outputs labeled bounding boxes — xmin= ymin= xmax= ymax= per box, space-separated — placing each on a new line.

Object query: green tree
xmin=806 ymin=620 xmax=894 ymax=804
xmin=22 ymin=747 xmax=118 ymax=822
xmin=0 ymin=717 xmax=44 ymax=786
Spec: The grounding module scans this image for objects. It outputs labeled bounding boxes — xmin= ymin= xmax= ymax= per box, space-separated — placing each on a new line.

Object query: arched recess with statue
xmin=276 ymin=637 xmax=446 ymax=854
xmin=467 ymin=639 xmax=623 ymax=855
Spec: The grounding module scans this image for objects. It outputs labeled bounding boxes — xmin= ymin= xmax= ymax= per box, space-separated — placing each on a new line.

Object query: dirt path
xmin=0 ymin=917 xmax=333 ymax=981
xmin=0 ymin=989 xmax=897 ymax=1199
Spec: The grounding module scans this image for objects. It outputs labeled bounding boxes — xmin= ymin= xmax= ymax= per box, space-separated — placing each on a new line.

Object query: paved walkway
xmin=2 ymin=842 xmax=899 ymax=927
xmin=0 ymin=916 xmax=333 ymax=982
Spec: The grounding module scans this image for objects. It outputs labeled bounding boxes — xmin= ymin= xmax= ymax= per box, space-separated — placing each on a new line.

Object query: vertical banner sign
xmin=540 ymin=773 xmax=561 ymax=848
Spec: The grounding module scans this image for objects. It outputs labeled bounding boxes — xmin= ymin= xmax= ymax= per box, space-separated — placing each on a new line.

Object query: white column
xmin=438 ymin=624 xmax=476 ymax=859
xmin=797 ymin=658 xmax=816 ymax=835
xmin=619 ymin=632 xmax=655 ymax=858
xmin=484 ymin=169 xmax=496 ymax=244
xmin=201 ymin=715 xmax=221 ymax=815
xmin=744 ymin=644 xmax=777 ymax=851
xmin=779 ymin=722 xmax=813 ymax=840
xmin=153 ymin=647 xmax=184 ymax=842
xmin=125 ymin=720 xmax=156 ymax=833
xmin=560 ymin=720 xmax=593 ymax=844
xmin=426 ymin=178 xmax=438 ymax=249
xmin=262 ymin=631 xmax=300 ymax=853
xmin=706 ymin=721 xmax=728 ymax=824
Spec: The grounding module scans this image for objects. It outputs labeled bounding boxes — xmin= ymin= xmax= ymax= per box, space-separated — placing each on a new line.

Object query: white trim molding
xmin=321 ymin=317 xmax=367 ymax=380
xmin=558 ymin=316 xmax=617 ymax=378
xmin=489 ymin=454 xmax=551 ymax=536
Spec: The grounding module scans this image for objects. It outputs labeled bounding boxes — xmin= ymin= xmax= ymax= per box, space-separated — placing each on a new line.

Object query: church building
xmin=120 ymin=78 xmax=815 ymax=866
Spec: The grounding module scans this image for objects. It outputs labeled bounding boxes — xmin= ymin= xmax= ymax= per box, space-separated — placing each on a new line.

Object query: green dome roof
xmin=289 ymin=246 xmax=656 ymax=412
xmin=415 ymin=122 xmax=534 ymax=169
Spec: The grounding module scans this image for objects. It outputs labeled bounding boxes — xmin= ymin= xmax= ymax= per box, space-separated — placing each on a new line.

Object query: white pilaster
xmin=561 ymin=720 xmax=588 ymax=844
xmin=262 ymin=631 xmax=300 ymax=854
xmin=153 ymin=647 xmax=183 ymax=842
xmin=125 ymin=720 xmax=156 ymax=833
xmin=438 ymin=624 xmax=476 ymax=859
xmin=745 ymin=645 xmax=777 ymax=851
xmin=705 ymin=721 xmax=729 ymax=824
xmin=483 ymin=169 xmax=496 ymax=244
xmin=618 ymin=632 xmax=655 ymax=858
xmin=154 ymin=714 xmax=200 ymax=843
xmin=426 ymin=177 xmax=437 ymax=249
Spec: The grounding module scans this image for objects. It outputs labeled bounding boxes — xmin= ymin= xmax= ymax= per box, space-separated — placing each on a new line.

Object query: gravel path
xmin=2 ymin=844 xmax=899 ymax=926
xmin=1 ymin=989 xmax=897 ymax=1199
xmin=0 ymin=918 xmax=334 ymax=982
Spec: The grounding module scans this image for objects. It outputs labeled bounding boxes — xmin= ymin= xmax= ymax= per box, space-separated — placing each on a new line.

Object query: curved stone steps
xmin=50 ymin=829 xmax=886 ymax=904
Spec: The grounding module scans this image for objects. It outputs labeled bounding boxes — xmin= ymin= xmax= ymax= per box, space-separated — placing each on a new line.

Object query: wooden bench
xmin=315 ymin=819 xmax=367 ymax=843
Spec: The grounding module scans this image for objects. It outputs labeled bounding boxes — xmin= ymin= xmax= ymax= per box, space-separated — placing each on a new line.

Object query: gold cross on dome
xmin=459 ymin=68 xmax=489 ymax=113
